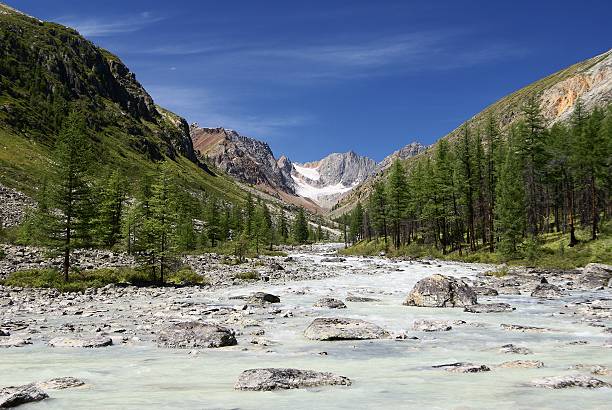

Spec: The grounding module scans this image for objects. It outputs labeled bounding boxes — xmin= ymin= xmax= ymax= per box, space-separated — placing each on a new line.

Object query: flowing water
xmin=1 ymin=247 xmax=610 ymax=409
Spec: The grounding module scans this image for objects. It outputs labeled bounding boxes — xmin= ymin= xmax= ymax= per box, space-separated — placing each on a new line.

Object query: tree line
xmin=341 ymin=100 xmax=611 ymax=258
xmin=16 ymin=112 xmax=329 ymax=282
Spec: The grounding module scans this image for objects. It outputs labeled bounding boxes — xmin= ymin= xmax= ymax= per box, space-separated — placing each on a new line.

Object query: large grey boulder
xmin=304 ymin=318 xmax=390 ymax=341
xmin=48 ymin=336 xmax=112 ymax=348
xmin=313 ymin=298 xmax=347 ymax=309
xmin=0 ymin=384 xmax=48 ymax=408
xmin=246 ymin=292 xmax=280 ymax=305
xmin=404 ymin=275 xmax=477 ymax=307
xmin=234 ymin=368 xmax=351 ymax=391
xmin=577 ymin=263 xmax=612 ymax=288
xmin=157 ymin=322 xmax=237 ymax=348
xmin=530 ymin=374 xmax=611 ymax=389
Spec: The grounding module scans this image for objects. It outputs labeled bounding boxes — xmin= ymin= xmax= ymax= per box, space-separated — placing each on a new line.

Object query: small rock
xmin=48 ymin=336 xmax=112 ymax=348
xmin=36 ymin=377 xmax=85 ymax=390
xmin=0 ymin=384 xmax=49 ymax=408
xmin=0 ymin=337 xmax=31 ymax=348
xmin=412 ymin=319 xmax=452 ymax=332
xmin=234 ymin=368 xmax=351 ymax=391
xmin=530 ymin=374 xmax=611 ymax=389
xmin=157 ymin=322 xmax=237 ymax=349
xmin=304 ymin=317 xmax=390 ymax=341
xmin=345 ymin=295 xmax=380 ymax=302
xmin=500 ymin=324 xmax=550 ymax=333
xmin=473 ymin=287 xmax=499 ymax=296
xmin=464 ymin=303 xmax=514 ymax=313
xmin=531 ymin=283 xmax=562 ymax=298
xmin=499 ymin=360 xmax=543 ymax=369
xmin=432 ymin=362 xmax=490 ymax=373
xmin=247 ymin=292 xmax=280 ymax=305
xmin=313 ymin=298 xmax=347 ymax=309
xmin=499 ymin=344 xmax=533 ymax=355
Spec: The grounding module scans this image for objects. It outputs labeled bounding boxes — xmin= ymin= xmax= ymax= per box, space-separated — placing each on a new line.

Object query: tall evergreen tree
xmin=387 ymin=160 xmax=407 ymax=249
xmin=292 ymin=208 xmax=309 ymax=244
xmin=94 ymin=169 xmax=128 ymax=247
xmin=368 ymin=180 xmax=388 ymax=247
xmin=49 ymin=112 xmax=94 ymax=280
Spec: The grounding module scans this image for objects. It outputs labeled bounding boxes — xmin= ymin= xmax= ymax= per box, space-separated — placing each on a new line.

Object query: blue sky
xmin=9 ymin=0 xmax=612 ymax=162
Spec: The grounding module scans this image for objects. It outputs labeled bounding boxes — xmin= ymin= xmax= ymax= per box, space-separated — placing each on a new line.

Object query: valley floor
xmin=1 ymin=244 xmax=611 ymax=409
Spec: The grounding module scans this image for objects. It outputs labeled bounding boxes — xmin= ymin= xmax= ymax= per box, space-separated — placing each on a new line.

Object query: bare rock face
xmin=48 ymin=336 xmax=112 ymax=348
xmin=404 ymin=275 xmax=477 ymax=308
xmin=157 ymin=322 xmax=237 ymax=349
xmin=531 ymin=283 xmax=563 ymax=298
xmin=313 ymin=298 xmax=347 ymax=309
xmin=304 ymin=318 xmax=390 ymax=341
xmin=0 ymin=384 xmax=48 ymax=408
xmin=377 ymin=142 xmax=427 ymax=171
xmin=530 ymin=374 xmax=611 ymax=389
xmin=234 ymin=368 xmax=351 ymax=391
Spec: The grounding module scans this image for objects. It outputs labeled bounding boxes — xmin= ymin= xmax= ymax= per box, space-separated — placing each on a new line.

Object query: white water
xmin=1 ymin=250 xmax=611 ymax=409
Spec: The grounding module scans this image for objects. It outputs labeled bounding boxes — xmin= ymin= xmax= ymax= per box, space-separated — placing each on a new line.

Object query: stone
xmin=530 ymin=374 xmax=611 ymax=389
xmin=577 ymin=263 xmax=612 ymax=288
xmin=499 ymin=360 xmax=544 ymax=369
xmin=48 ymin=336 xmax=112 ymax=348
xmin=0 ymin=337 xmax=31 ymax=348
xmin=500 ymin=324 xmax=551 ymax=333
xmin=0 ymin=384 xmax=48 ymax=408
xmin=0 ymin=330 xmax=9 ymax=337
xmin=247 ymin=292 xmax=280 ymax=305
xmin=432 ymin=362 xmax=491 ymax=373
xmin=157 ymin=322 xmax=237 ymax=348
xmin=404 ymin=274 xmax=477 ymax=308
xmin=313 ymin=298 xmax=347 ymax=309
xmin=499 ymin=344 xmax=533 ymax=355
xmin=35 ymin=377 xmax=85 ymax=390
xmin=234 ymin=368 xmax=351 ymax=391
xmin=473 ymin=287 xmax=499 ymax=296
xmin=412 ymin=319 xmax=452 ymax=332
xmin=464 ymin=303 xmax=514 ymax=313
xmin=531 ymin=283 xmax=562 ymax=298
xmin=320 ymin=257 xmax=346 ymax=263
xmin=345 ymin=295 xmax=379 ymax=302
xmin=304 ymin=318 xmax=390 ymax=341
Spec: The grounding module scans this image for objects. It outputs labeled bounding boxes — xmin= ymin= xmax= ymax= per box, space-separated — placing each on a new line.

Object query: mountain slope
xmin=334 ymin=48 xmax=612 ymax=215
xmin=0 ymin=3 xmax=246 ymax=203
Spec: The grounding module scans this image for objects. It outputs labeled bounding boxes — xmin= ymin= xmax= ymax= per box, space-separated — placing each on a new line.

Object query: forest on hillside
xmin=341 ymin=100 xmax=612 ymax=267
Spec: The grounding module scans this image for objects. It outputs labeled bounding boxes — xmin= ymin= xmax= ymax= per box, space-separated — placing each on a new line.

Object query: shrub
xmin=167 ymin=267 xmax=208 ymax=286
xmin=234 ymin=271 xmax=260 ymax=281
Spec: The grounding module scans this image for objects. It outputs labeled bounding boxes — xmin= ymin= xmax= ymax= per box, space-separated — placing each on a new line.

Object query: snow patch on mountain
xmin=293 ymin=164 xmax=320 ymax=181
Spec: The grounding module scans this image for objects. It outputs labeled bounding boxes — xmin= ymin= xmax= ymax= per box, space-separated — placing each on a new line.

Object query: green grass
xmin=0 ymin=266 xmax=209 ymax=292
xmin=341 ymin=222 xmax=612 ymax=269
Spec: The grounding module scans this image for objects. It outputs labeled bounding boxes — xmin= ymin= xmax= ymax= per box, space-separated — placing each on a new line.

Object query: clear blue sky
xmin=9 ymin=0 xmax=612 ymax=162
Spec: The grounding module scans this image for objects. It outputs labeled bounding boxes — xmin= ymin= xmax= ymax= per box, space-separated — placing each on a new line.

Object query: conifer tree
xmin=48 ymin=112 xmax=94 ymax=280
xmin=245 ymin=192 xmax=254 ymax=236
xmin=94 ymin=169 xmax=128 ymax=247
xmin=387 ymin=160 xmax=407 ymax=249
xmin=207 ymin=198 xmax=221 ymax=247
xmin=368 ymin=180 xmax=388 ymax=246
xmin=292 ymin=208 xmax=309 ymax=244
xmin=349 ymin=202 xmax=364 ymax=244
xmin=278 ymin=209 xmax=289 ymax=242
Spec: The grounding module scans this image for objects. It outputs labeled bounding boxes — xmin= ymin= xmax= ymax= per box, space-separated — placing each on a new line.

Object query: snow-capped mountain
xmin=291 ymin=151 xmax=377 ymax=209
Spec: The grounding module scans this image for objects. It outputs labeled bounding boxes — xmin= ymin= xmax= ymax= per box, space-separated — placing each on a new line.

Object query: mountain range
xmin=0 ymin=1 xmax=610 ymax=220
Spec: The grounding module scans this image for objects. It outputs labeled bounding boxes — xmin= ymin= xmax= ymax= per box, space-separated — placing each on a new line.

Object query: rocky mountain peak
xmin=377 ymin=141 xmax=428 ymax=171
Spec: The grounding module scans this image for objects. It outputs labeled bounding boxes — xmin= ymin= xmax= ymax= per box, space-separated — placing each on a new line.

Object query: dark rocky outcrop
xmin=234 ymin=368 xmax=351 ymax=391
xmin=404 ymin=275 xmax=477 ymax=307
xmin=0 ymin=384 xmax=48 ymax=408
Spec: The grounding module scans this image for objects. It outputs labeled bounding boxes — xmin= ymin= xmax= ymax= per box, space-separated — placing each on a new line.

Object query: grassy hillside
xmin=0 ymin=3 xmax=246 ymax=203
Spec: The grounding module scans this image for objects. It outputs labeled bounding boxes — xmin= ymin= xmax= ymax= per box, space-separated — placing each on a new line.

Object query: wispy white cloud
xmin=57 ymin=12 xmax=163 ymax=37
xmin=146 ymin=85 xmax=313 ymax=138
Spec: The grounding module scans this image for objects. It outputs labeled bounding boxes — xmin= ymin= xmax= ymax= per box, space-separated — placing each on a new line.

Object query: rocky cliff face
xmin=292 ymin=151 xmax=376 ymax=209
xmin=190 ymin=125 xmax=295 ymax=194
xmin=377 ymin=141 xmax=427 ymax=171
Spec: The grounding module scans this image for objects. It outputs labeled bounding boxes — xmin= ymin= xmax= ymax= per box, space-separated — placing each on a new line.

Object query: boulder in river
xmin=35 ymin=377 xmax=86 ymax=390
xmin=247 ymin=292 xmax=280 ymax=305
xmin=157 ymin=322 xmax=237 ymax=348
xmin=313 ymin=298 xmax=347 ymax=309
xmin=499 ymin=360 xmax=544 ymax=369
xmin=234 ymin=368 xmax=351 ymax=391
xmin=304 ymin=318 xmax=390 ymax=341
xmin=473 ymin=287 xmax=499 ymax=296
xmin=576 ymin=263 xmax=612 ymax=289
xmin=530 ymin=374 xmax=611 ymax=389
xmin=48 ymin=336 xmax=112 ymax=348
xmin=0 ymin=384 xmax=49 ymax=408
xmin=412 ymin=319 xmax=452 ymax=332
xmin=464 ymin=303 xmax=514 ymax=313
xmin=404 ymin=274 xmax=477 ymax=308
xmin=530 ymin=283 xmax=562 ymax=298
xmin=432 ymin=362 xmax=491 ymax=373
xmin=0 ymin=337 xmax=31 ymax=348
xmin=345 ymin=295 xmax=380 ymax=302
xmin=500 ymin=324 xmax=551 ymax=333
xmin=499 ymin=344 xmax=533 ymax=355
